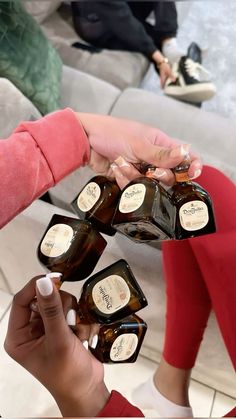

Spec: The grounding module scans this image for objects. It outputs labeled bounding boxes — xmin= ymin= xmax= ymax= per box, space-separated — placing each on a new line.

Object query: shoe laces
xmin=184 ymin=58 xmax=211 ymax=81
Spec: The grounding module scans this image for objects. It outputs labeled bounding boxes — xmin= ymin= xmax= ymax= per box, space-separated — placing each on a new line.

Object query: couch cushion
xmin=110 ymin=88 xmax=236 ymax=181
xmin=40 ymin=8 xmax=150 ymax=90
xmin=0 ymin=1 xmax=62 ymax=115
xmin=0 ymin=78 xmax=41 ymax=138
xmin=49 ymin=66 xmax=121 ymax=210
xmin=61 ymin=65 xmax=121 ymax=115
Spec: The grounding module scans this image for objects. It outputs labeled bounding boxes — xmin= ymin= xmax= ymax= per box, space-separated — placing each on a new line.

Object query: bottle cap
xmin=145 ymin=165 xmax=157 ymax=178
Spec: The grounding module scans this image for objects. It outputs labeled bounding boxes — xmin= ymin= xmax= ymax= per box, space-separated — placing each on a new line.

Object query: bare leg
xmin=154 ymin=357 xmax=191 ymax=407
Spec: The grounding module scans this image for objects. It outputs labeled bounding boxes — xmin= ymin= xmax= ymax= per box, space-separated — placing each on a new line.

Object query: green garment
xmin=0 ymin=1 xmax=62 ymax=115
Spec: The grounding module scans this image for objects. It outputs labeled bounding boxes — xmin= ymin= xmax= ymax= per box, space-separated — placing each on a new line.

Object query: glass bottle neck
xmin=175 ymin=171 xmax=191 ymax=183
xmin=145 ymin=166 xmax=157 ymax=179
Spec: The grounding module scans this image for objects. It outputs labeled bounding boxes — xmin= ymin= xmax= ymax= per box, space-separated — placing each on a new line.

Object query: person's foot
xmin=131 ymin=376 xmax=193 ymax=417
xmin=164 ymin=56 xmax=216 ymax=103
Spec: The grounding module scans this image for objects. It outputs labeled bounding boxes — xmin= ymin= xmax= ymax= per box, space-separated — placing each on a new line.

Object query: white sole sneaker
xmin=164 ymin=82 xmax=216 ymax=103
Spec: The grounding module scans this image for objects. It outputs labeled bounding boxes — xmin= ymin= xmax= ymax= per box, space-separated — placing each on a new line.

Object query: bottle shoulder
xmin=171 ymin=181 xmax=211 ymax=203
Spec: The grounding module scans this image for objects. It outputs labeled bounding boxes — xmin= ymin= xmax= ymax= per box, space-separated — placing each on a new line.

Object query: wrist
xmin=53 ymin=381 xmax=110 ymax=417
xmin=156 ymin=57 xmax=169 ymax=68
xmin=151 ymin=50 xmax=169 ymax=68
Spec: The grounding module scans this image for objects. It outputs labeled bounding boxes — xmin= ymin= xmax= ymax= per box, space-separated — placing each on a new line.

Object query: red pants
xmin=162 ymin=166 xmax=236 ymax=371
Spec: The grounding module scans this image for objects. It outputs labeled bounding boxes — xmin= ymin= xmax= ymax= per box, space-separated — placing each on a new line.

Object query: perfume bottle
xmin=112 ymin=167 xmax=175 ymax=242
xmin=77 ymin=259 xmax=148 ymax=324
xmin=71 ymin=175 xmax=121 ymax=236
xmin=37 ymin=214 xmax=107 ymax=281
xmin=171 ymin=155 xmax=216 ymax=240
xmin=89 ymin=314 xmax=147 ymax=363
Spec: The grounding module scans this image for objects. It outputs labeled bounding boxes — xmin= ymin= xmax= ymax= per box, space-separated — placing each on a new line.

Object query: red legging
xmin=162 ymin=165 xmax=236 ymax=372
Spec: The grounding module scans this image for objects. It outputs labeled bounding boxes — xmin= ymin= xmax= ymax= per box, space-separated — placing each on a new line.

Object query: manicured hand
xmin=4 ymin=276 xmax=109 ymax=417
xmin=77 ymin=113 xmax=202 ymax=188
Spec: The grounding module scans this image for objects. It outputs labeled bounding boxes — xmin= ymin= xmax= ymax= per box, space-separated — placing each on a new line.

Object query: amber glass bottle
xmin=171 ymin=156 xmax=216 ymax=240
xmin=77 ymin=259 xmax=148 ymax=324
xmin=37 ymin=214 xmax=107 ymax=281
xmin=112 ymin=168 xmax=174 ymax=242
xmin=71 ymin=175 xmax=121 ymax=236
xmin=89 ymin=314 xmax=147 ymax=363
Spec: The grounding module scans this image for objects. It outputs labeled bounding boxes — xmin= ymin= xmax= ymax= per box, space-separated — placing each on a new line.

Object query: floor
xmin=142 ymin=1 xmax=236 ymax=119
xmin=0 ymin=288 xmax=235 ymax=417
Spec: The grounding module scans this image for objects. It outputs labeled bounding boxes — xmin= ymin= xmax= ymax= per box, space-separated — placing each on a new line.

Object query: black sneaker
xmin=187 ymin=42 xmax=202 ymax=64
xmin=164 ymin=56 xmax=216 ymax=103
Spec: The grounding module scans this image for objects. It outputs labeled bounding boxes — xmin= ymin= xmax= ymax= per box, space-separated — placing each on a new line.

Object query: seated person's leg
xmin=189 ymin=166 xmax=236 ymax=370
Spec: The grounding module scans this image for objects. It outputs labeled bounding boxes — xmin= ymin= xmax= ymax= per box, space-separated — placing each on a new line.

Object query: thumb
xmin=36 ymin=276 xmax=70 ymax=347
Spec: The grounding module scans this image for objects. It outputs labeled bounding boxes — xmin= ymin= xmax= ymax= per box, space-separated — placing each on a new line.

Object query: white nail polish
xmin=114 ymin=156 xmax=130 ymax=167
xmin=192 ymin=169 xmax=201 ymax=179
xmin=153 ymin=168 xmax=167 ymax=179
xmin=83 ymin=340 xmax=89 ymax=350
xmin=30 ymin=300 xmax=39 ymax=313
xmin=46 ymin=272 xmax=62 ymax=279
xmin=91 ymin=334 xmax=98 ymax=349
xmin=66 ymin=309 xmax=77 ymax=326
xmin=36 ymin=276 xmax=53 ymax=297
xmin=180 ymin=143 xmax=190 ymax=156
xmin=110 ymin=163 xmax=118 ymax=171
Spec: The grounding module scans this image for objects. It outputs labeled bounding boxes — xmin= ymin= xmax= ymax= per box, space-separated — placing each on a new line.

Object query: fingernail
xmin=110 ymin=163 xmax=118 ymax=171
xmin=170 ymin=144 xmax=190 ymax=159
xmin=83 ymin=340 xmax=88 ymax=350
xmin=114 ymin=156 xmax=130 ymax=168
xmin=110 ymin=163 xmax=124 ymax=178
xmin=66 ymin=309 xmax=77 ymax=326
xmin=152 ymin=168 xmax=167 ymax=179
xmin=91 ymin=334 xmax=98 ymax=349
xmin=46 ymin=272 xmax=62 ymax=279
xmin=180 ymin=144 xmax=191 ymax=156
xmin=46 ymin=273 xmax=62 ymax=289
xmin=30 ymin=300 xmax=39 ymax=313
xmin=36 ymin=276 xmax=53 ymax=297
xmin=191 ymin=169 xmax=201 ymax=179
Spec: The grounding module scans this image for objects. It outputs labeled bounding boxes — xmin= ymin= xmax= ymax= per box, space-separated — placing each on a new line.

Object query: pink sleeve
xmin=97 ymin=390 xmax=144 ymax=417
xmin=0 ymin=108 xmax=90 ymax=228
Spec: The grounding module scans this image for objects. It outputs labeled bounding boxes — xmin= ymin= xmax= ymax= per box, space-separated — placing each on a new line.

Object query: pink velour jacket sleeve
xmin=0 ymin=108 xmax=90 ymax=229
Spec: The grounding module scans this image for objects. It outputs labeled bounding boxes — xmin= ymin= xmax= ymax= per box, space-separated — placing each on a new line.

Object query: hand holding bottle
xmin=4 ymin=275 xmax=109 ymax=417
xmin=77 ymin=113 xmax=202 ymax=188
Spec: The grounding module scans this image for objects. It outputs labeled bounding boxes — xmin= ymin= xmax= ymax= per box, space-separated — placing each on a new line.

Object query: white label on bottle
xmin=179 ymin=200 xmax=209 ymax=231
xmin=110 ymin=333 xmax=138 ymax=361
xmin=40 ymin=224 xmax=74 ymax=257
xmin=77 ymin=182 xmax=101 ymax=212
xmin=92 ymin=275 xmax=131 ymax=314
xmin=119 ymin=184 xmax=146 ymax=213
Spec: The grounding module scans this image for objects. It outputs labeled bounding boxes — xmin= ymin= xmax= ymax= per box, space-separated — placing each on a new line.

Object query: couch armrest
xmin=0 ymin=78 xmax=41 ymax=138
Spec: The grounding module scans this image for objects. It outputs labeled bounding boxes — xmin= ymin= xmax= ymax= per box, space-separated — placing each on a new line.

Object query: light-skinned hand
xmin=78 ymin=113 xmax=202 ymax=189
